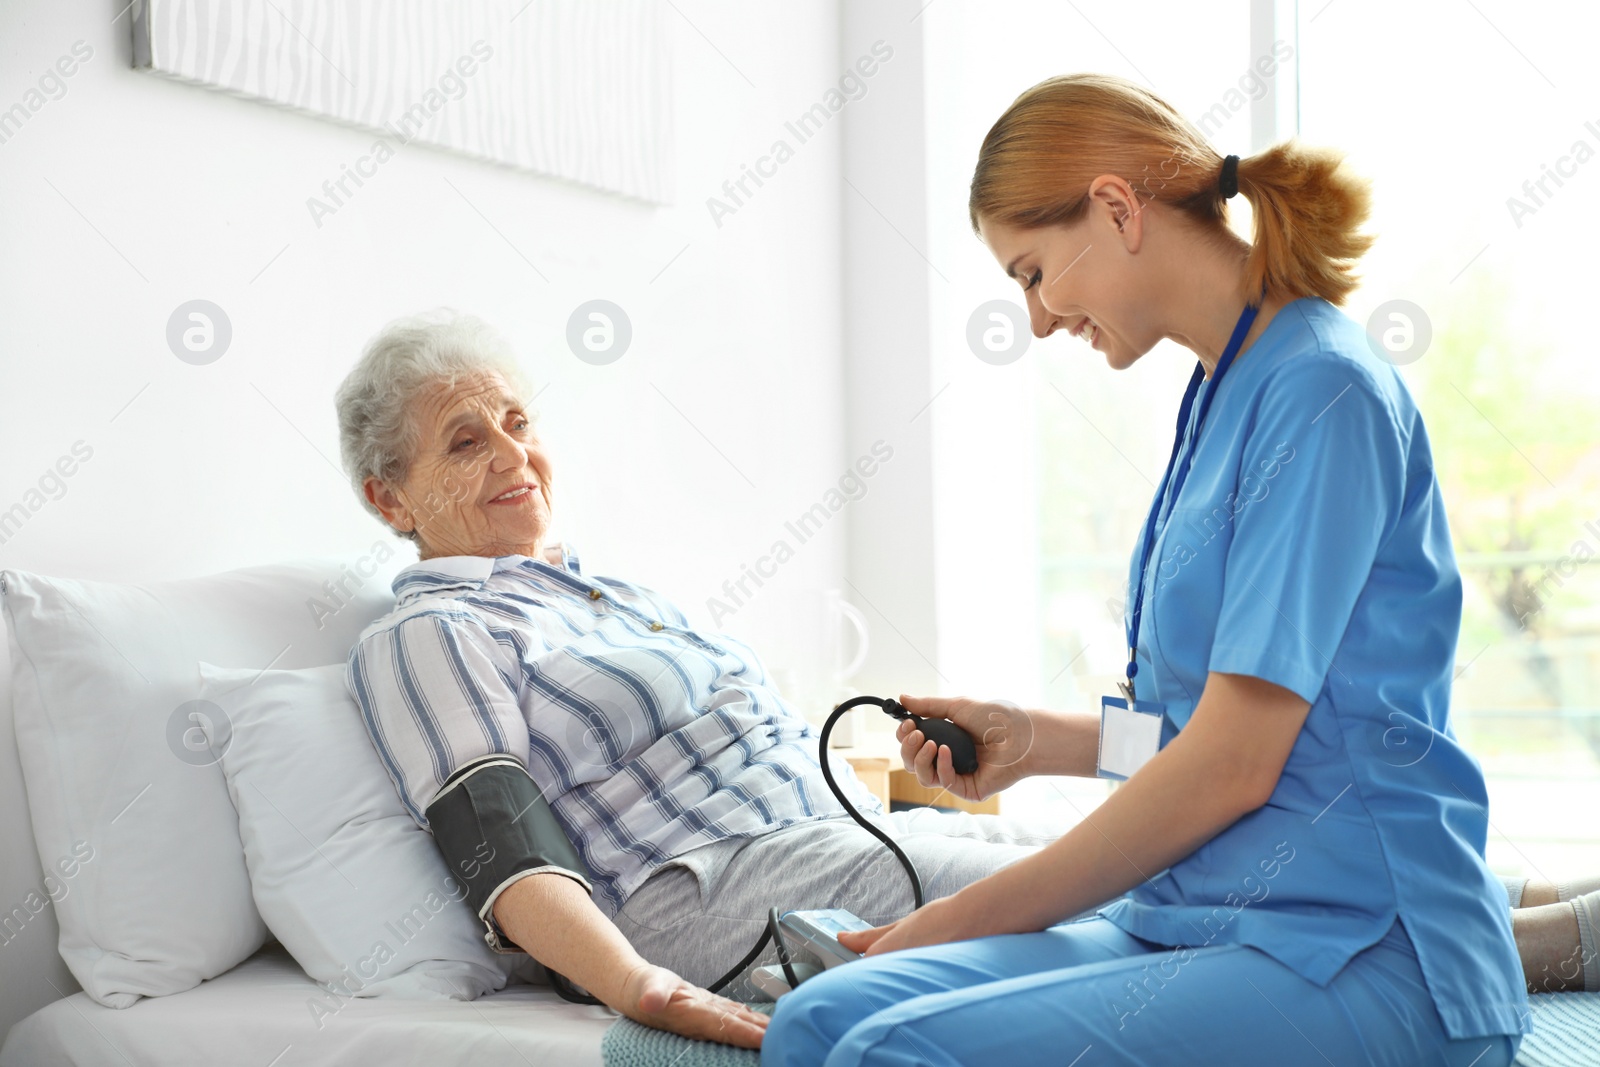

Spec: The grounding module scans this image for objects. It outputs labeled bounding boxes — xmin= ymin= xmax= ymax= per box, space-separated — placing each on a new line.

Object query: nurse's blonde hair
xmin=968 ymin=73 xmax=1374 ymax=306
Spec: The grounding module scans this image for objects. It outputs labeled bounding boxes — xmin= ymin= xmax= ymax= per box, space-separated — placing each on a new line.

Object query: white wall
xmin=0 ymin=0 xmax=860 ymax=708
xmin=0 ymin=0 xmax=1007 ymax=1037
xmin=0 ymin=0 xmax=878 ymax=1037
xmin=838 ymin=1 xmax=941 ymax=702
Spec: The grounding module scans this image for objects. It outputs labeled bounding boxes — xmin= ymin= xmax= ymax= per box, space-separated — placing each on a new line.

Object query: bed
xmin=1 ymin=556 xmax=1593 ymax=1067
xmin=0 ymin=940 xmax=613 ymax=1066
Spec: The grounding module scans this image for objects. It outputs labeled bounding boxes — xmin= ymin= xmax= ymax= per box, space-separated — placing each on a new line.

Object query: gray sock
xmin=1557 ymin=877 xmax=1600 ymax=903
xmin=1572 ymin=890 xmax=1600 ymax=992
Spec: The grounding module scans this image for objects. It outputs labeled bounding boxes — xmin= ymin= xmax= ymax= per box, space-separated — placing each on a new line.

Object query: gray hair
xmin=335 ymin=310 xmax=531 ymax=538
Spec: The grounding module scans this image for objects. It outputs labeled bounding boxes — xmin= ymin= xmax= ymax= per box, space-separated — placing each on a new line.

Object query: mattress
xmin=8 ymin=941 xmax=1595 ymax=1067
xmin=0 ymin=941 xmax=613 ymax=1067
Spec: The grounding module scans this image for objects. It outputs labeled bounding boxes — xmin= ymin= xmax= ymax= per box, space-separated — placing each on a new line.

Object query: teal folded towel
xmin=602 ymin=1004 xmax=775 ymax=1067
xmin=1514 ymin=992 xmax=1600 ymax=1067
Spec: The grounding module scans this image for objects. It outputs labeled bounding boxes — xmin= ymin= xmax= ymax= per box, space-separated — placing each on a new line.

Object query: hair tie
xmin=1219 ymin=154 xmax=1241 ymax=200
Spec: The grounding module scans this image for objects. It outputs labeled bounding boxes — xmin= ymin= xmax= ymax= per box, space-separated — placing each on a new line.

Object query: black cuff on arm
xmin=425 ymin=755 xmax=594 ymax=954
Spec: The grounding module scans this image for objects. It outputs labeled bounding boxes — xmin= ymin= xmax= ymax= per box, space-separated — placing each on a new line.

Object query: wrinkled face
xmin=365 ymin=371 xmax=553 ymax=560
xmin=977 ymin=178 xmax=1162 ymax=370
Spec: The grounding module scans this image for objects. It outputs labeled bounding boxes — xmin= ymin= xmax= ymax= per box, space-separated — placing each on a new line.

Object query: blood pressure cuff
xmin=425 ymin=754 xmax=594 ymax=954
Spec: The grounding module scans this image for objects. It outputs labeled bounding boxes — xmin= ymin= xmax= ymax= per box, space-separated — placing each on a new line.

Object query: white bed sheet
xmin=0 ymin=941 xmax=613 ymax=1067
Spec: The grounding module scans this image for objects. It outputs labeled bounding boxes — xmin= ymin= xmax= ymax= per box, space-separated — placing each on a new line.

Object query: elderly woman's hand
xmin=616 ymin=963 xmax=768 ymax=1048
xmin=895 ymin=695 xmax=1037 ymax=802
xmin=492 ymin=873 xmax=764 ymax=1047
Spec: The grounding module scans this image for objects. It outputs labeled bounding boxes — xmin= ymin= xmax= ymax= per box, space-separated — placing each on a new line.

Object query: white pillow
xmin=2 ymin=553 xmax=404 ymax=1008
xmin=197 ymin=661 xmax=517 ymax=1003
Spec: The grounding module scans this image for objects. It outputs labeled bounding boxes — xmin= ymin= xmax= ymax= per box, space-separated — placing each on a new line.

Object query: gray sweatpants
xmin=610 ymin=808 xmax=1059 ymax=999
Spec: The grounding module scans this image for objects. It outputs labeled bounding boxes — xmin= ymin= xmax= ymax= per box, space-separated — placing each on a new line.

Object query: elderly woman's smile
xmin=335 ymin=315 xmax=555 ymax=562
xmin=371 ymin=373 xmax=553 ymax=560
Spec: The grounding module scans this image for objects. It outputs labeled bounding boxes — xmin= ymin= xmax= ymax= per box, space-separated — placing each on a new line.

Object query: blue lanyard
xmin=1123 ymin=303 xmax=1259 ymax=698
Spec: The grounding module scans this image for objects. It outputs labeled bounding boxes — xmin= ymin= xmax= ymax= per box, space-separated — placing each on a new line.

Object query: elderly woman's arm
xmin=351 ymin=611 xmax=767 ymax=1046
xmin=493 ymin=875 xmax=768 ymax=1045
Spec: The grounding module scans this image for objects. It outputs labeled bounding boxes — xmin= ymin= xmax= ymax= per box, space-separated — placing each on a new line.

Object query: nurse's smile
xmin=978 ymin=203 xmax=1286 ymax=381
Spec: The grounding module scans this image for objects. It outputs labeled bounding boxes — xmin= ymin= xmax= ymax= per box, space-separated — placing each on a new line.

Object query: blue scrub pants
xmin=762 ymin=917 xmax=1521 ymax=1067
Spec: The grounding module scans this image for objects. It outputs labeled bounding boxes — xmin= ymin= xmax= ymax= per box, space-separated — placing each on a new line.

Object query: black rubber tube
xmin=816 ymin=696 xmax=925 ymax=909
xmin=703 ymin=695 xmax=927 ymax=996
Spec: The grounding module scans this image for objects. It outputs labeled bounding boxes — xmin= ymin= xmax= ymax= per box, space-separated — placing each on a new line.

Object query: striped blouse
xmin=346 ymin=546 xmax=879 ymax=915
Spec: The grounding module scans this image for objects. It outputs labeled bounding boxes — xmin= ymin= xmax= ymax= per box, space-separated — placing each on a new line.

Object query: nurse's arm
xmin=931 ymin=671 xmax=1309 ymax=941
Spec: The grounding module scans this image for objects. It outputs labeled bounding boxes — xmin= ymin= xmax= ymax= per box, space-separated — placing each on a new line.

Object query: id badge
xmin=1097 ymin=695 xmax=1165 ymax=781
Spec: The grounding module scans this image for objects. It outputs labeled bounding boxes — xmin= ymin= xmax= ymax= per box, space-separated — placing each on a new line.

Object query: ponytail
xmin=1231 ymin=142 xmax=1375 ymax=306
xmin=969 ymin=74 xmax=1375 ymax=306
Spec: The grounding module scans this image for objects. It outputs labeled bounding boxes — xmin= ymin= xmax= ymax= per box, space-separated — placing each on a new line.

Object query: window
xmin=1300 ymin=0 xmax=1600 ymax=879
xmin=921 ymin=1 xmax=1599 ymax=870
xmin=921 ymin=0 xmax=1253 ymax=822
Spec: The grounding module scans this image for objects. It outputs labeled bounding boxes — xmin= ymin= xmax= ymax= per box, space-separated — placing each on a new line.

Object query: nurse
xmin=764 ymin=73 xmax=1529 ymax=1067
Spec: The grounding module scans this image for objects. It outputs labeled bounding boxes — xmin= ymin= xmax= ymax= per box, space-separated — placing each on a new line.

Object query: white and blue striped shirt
xmin=347 ymin=546 xmax=879 ymax=915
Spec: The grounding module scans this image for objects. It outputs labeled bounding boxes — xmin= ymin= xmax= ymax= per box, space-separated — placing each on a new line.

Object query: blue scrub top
xmin=1095 ymin=297 xmax=1529 ymax=1041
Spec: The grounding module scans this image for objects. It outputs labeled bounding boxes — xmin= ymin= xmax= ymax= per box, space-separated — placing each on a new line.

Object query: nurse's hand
xmin=896 ymin=695 xmax=1036 ymax=802
xmin=837 ymin=892 xmax=996 ymax=957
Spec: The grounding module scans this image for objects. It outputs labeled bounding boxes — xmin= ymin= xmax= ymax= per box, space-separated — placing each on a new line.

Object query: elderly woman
xmin=333 ymin=311 xmax=1054 ymax=1049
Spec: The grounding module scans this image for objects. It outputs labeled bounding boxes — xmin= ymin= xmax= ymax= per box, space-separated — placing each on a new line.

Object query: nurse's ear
xmin=1087 ymin=174 xmax=1145 ymax=253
